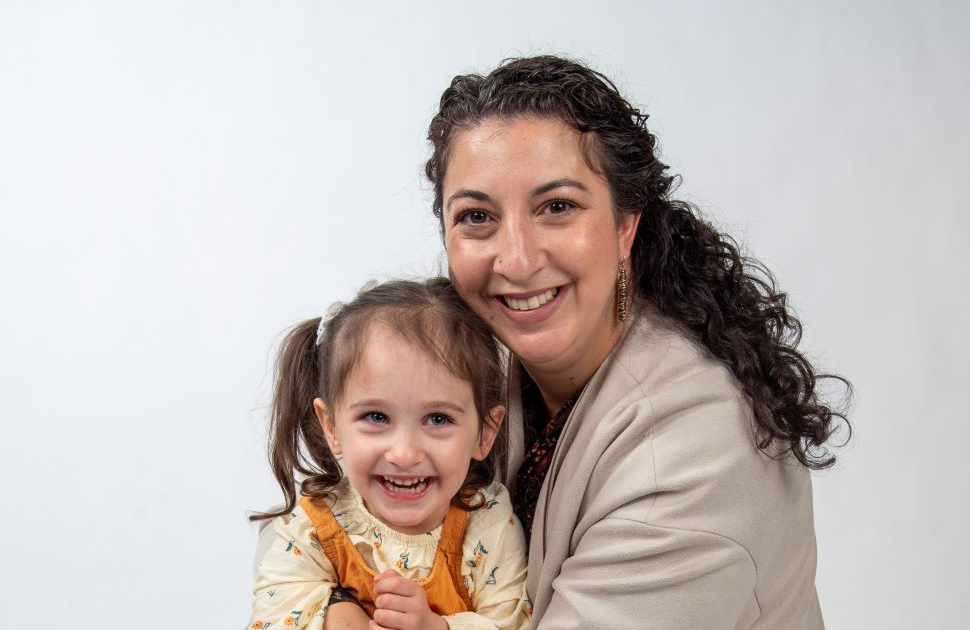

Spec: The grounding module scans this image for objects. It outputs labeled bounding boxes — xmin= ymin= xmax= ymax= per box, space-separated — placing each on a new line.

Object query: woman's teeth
xmin=503 ymin=288 xmax=558 ymax=311
xmin=381 ymin=477 xmax=430 ymax=494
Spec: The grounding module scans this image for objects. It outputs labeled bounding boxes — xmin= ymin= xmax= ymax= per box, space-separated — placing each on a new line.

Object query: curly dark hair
xmin=425 ymin=55 xmax=850 ymax=469
xmin=251 ymin=278 xmax=507 ymax=521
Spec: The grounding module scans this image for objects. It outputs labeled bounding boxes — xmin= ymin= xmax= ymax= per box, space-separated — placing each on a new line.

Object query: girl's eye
xmin=364 ymin=412 xmax=388 ymax=424
xmin=546 ymin=199 xmax=576 ymax=214
xmin=456 ymin=209 xmax=490 ymax=225
xmin=425 ymin=413 xmax=453 ymax=427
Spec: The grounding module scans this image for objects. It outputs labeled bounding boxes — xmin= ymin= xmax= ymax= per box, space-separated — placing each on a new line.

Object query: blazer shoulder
xmin=585 ymin=310 xmax=795 ymax=528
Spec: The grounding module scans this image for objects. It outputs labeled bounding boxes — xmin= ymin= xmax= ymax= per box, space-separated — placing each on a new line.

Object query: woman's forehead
xmin=443 ymin=117 xmax=602 ymax=195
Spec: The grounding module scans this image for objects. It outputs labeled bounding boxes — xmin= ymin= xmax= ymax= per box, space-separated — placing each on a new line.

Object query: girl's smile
xmin=375 ymin=475 xmax=434 ymax=500
xmin=314 ymin=321 xmax=503 ymax=535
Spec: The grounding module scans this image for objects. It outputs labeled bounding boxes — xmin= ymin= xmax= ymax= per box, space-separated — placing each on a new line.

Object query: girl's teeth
xmin=503 ymin=288 xmax=558 ymax=311
xmin=382 ymin=477 xmax=429 ymax=494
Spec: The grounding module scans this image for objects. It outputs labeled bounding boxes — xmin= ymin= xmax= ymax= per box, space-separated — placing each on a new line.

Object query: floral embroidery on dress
xmin=251 ymin=481 xmax=529 ymax=630
xmin=468 ymin=540 xmax=488 ymax=567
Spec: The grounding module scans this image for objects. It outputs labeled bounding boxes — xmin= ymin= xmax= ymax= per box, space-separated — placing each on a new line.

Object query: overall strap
xmin=433 ymin=503 xmax=474 ymax=611
xmin=299 ymin=495 xmax=380 ymax=615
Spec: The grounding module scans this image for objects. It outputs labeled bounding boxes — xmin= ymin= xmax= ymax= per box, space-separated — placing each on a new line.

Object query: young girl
xmin=249 ymin=278 xmax=531 ymax=630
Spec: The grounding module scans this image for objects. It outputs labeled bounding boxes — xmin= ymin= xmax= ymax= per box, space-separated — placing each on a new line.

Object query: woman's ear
xmin=474 ymin=404 xmax=506 ymax=461
xmin=617 ymin=209 xmax=641 ymax=259
xmin=313 ymin=398 xmax=341 ymax=455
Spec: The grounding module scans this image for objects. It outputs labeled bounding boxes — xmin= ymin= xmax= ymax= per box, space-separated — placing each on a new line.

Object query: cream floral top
xmin=250 ymin=479 xmax=531 ymax=630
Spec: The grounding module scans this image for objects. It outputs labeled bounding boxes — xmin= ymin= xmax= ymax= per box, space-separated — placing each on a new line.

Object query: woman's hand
xmin=371 ymin=570 xmax=447 ymax=630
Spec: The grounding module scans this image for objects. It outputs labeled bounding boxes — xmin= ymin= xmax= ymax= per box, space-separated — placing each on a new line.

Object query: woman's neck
xmin=525 ymin=335 xmax=621 ymax=415
xmin=521 ymin=307 xmax=634 ymax=415
xmin=525 ymin=367 xmax=585 ymax=416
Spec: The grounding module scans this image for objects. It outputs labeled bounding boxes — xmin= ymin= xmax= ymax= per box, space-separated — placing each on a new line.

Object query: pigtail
xmin=250 ymin=318 xmax=342 ymax=521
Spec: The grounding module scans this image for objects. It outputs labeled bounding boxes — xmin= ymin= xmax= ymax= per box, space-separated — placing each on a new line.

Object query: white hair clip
xmin=314 ymin=280 xmax=380 ymax=346
xmin=358 ymin=279 xmax=379 ymax=293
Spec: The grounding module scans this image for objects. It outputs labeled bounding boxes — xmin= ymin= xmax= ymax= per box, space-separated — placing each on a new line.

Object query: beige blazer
xmin=503 ymin=306 xmax=824 ymax=629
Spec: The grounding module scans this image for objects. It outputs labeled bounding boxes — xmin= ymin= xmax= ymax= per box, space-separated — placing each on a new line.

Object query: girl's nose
xmin=493 ymin=217 xmax=546 ymax=283
xmin=384 ymin=430 xmax=424 ymax=469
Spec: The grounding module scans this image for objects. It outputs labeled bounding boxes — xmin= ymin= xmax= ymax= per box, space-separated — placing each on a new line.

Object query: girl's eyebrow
xmin=345 ymin=400 xmax=467 ymax=414
xmin=346 ymin=398 xmax=388 ymax=410
xmin=425 ymin=401 xmax=467 ymax=414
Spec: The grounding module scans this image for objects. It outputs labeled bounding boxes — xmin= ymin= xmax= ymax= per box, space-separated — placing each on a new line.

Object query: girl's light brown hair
xmin=251 ymin=277 xmax=506 ymax=521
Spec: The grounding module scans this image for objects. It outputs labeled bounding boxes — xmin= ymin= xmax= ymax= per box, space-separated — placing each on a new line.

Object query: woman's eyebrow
xmin=532 ymin=178 xmax=589 ymax=196
xmin=446 ymin=178 xmax=589 ymax=212
xmin=446 ymin=189 xmax=491 ymax=212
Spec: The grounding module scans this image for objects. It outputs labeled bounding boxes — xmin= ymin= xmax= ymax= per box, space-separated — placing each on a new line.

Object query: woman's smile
xmin=491 ymin=285 xmax=568 ymax=324
xmin=498 ymin=286 xmax=559 ymax=311
xmin=443 ymin=116 xmax=639 ymax=397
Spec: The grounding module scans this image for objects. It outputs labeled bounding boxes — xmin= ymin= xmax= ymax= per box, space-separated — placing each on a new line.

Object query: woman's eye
xmin=546 ymin=199 xmax=575 ymax=214
xmin=457 ymin=209 xmax=490 ymax=225
xmin=425 ymin=413 xmax=453 ymax=427
xmin=364 ymin=412 xmax=388 ymax=424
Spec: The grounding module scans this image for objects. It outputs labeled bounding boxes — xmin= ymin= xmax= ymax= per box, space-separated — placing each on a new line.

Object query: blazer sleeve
xmin=535 ymin=516 xmax=757 ymax=630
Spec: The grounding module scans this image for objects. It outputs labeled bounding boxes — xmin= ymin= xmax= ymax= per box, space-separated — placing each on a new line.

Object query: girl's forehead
xmin=349 ymin=321 xmax=473 ymax=391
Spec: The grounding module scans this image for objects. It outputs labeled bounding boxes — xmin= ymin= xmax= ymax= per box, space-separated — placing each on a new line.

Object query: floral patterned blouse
xmin=250 ymin=478 xmax=531 ymax=630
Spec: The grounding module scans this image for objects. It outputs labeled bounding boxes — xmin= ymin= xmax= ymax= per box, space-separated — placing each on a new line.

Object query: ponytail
xmin=250 ymin=318 xmax=342 ymax=521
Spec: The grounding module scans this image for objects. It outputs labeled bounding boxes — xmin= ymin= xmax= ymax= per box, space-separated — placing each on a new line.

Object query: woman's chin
xmin=505 ymin=331 xmax=576 ymax=372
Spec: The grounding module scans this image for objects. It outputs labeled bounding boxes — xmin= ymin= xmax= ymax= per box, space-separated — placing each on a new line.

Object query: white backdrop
xmin=1 ymin=1 xmax=967 ymax=627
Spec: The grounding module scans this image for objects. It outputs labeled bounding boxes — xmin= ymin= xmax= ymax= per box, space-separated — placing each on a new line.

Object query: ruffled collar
xmin=333 ymin=478 xmax=444 ymax=548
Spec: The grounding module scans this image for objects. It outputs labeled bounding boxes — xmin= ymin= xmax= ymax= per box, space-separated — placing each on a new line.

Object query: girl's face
xmin=314 ymin=322 xmax=504 ymax=535
xmin=442 ymin=116 xmax=640 ymax=392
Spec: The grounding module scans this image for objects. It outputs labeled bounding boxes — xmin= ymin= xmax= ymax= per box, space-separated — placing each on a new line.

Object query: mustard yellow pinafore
xmin=299 ymin=496 xmax=474 ymax=617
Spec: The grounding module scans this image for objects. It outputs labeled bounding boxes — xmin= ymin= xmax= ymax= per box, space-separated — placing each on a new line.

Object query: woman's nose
xmin=493 ymin=218 xmax=546 ymax=282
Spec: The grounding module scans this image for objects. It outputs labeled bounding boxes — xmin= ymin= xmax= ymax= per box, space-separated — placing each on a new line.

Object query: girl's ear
xmin=473 ymin=404 xmax=506 ymax=461
xmin=313 ymin=398 xmax=341 ymax=455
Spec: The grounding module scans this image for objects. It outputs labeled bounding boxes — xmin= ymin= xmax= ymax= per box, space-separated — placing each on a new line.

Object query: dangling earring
xmin=616 ymin=260 xmax=629 ymax=323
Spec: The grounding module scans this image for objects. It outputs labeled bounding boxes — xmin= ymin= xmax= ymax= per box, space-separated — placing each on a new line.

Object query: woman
xmin=431 ymin=55 xmax=848 ymax=629
xmin=322 ymin=55 xmax=848 ymax=629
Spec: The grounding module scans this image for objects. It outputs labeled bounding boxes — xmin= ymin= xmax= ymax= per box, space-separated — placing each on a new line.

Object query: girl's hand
xmin=370 ymin=569 xmax=447 ymax=630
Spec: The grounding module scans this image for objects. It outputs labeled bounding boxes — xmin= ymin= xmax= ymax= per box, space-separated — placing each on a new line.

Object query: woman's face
xmin=442 ymin=116 xmax=639 ymax=386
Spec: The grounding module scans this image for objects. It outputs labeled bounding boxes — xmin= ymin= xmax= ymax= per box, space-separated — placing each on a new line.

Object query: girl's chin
xmin=377 ymin=509 xmax=447 ymax=536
